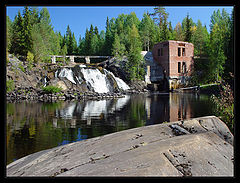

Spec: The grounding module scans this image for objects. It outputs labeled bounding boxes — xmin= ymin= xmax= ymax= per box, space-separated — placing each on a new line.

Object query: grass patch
xmin=6 ymin=79 xmax=15 ymax=92
xmin=42 ymin=85 xmax=62 ymax=94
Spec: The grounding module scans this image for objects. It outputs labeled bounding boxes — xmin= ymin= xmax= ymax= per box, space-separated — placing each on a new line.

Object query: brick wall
xmin=152 ymin=40 xmax=194 ymax=78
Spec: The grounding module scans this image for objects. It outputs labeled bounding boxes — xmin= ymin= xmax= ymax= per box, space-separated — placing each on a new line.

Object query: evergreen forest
xmin=6 ymin=6 xmax=234 ymax=83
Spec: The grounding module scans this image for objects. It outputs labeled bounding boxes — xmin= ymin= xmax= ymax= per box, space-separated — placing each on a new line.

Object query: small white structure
xmin=141 ymin=51 xmax=164 ymax=84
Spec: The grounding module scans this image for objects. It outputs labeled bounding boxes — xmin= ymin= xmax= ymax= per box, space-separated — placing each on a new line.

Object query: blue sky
xmin=6 ymin=6 xmax=233 ymax=44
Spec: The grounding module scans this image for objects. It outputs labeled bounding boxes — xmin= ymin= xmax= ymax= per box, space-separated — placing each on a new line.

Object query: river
xmin=6 ymin=92 xmax=217 ymax=165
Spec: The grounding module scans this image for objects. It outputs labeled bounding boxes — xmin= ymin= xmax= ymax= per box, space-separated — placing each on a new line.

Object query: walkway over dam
xmin=50 ymin=55 xmax=112 ymax=64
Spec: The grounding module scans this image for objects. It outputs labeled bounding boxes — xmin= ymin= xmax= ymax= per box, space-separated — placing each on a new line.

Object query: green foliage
xmin=26 ymin=51 xmax=34 ymax=69
xmin=6 ymin=80 xmax=15 ymax=92
xmin=6 ymin=16 xmax=12 ymax=52
xmin=111 ymin=33 xmax=126 ymax=59
xmin=211 ymin=80 xmax=234 ymax=133
xmin=150 ymin=6 xmax=169 ymax=42
xmin=173 ymin=22 xmax=184 ymax=41
xmin=139 ymin=13 xmax=155 ymax=51
xmin=209 ymin=9 xmax=232 ymax=81
xmin=184 ymin=13 xmax=193 ymax=42
xmin=41 ymin=85 xmax=62 ymax=94
xmin=10 ymin=10 xmax=25 ymax=55
xmin=26 ymin=51 xmax=34 ymax=62
xmin=7 ymin=6 xmax=233 ymax=85
xmin=126 ymin=25 xmax=145 ymax=81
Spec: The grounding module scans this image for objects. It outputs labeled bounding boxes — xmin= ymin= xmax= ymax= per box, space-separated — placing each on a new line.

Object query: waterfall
xmin=105 ymin=70 xmax=130 ymax=90
xmin=56 ymin=65 xmax=130 ymax=93
xmin=58 ymin=68 xmax=76 ymax=84
xmin=81 ymin=68 xmax=110 ymax=93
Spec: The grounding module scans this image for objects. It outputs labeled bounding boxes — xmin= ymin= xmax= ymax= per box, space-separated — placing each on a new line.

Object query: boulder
xmin=6 ymin=116 xmax=233 ymax=177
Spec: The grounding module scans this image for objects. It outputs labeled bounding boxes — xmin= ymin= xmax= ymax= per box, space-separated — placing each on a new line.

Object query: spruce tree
xmin=10 ymin=11 xmax=25 ymax=56
xmin=184 ymin=13 xmax=193 ymax=42
xmin=104 ymin=17 xmax=112 ymax=55
xmin=22 ymin=6 xmax=33 ymax=56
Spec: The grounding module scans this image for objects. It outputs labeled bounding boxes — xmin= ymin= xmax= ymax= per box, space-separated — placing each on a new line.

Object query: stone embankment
xmin=6 ymin=116 xmax=233 ymax=177
xmin=6 ymin=86 xmax=148 ymax=102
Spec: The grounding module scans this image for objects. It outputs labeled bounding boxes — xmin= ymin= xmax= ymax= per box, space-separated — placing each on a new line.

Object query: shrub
xmin=27 ymin=51 xmax=34 ymax=63
xmin=27 ymin=51 xmax=34 ymax=69
xmin=211 ymin=79 xmax=234 ymax=133
xmin=6 ymin=80 xmax=15 ymax=92
xmin=42 ymin=85 xmax=62 ymax=94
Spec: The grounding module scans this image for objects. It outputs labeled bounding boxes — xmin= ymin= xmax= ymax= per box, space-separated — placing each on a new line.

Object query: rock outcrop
xmin=6 ymin=116 xmax=234 ymax=177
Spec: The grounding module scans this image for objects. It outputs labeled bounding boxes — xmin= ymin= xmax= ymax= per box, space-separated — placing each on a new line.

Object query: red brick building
xmin=152 ymin=40 xmax=194 ymax=89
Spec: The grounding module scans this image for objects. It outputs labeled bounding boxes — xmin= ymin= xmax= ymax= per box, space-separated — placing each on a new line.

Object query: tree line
xmin=6 ymin=6 xmax=234 ymax=83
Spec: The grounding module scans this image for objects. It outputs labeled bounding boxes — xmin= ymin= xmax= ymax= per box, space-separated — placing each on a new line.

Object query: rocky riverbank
xmin=6 ymin=86 xmax=149 ymax=102
xmin=6 ymin=55 xmax=149 ymax=102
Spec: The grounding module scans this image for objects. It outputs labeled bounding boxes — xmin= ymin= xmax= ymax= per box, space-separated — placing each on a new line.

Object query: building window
xmin=182 ymin=48 xmax=185 ymax=56
xmin=178 ymin=47 xmax=181 ymax=57
xmin=182 ymin=62 xmax=186 ymax=73
xmin=161 ymin=48 xmax=163 ymax=56
xmin=178 ymin=62 xmax=181 ymax=73
xmin=158 ymin=49 xmax=160 ymax=56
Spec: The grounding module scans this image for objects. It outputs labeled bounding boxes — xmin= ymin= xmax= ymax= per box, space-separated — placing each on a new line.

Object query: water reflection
xmin=6 ymin=93 xmax=216 ymax=164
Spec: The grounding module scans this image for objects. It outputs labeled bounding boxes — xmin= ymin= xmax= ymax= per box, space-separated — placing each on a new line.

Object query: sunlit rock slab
xmin=6 ymin=116 xmax=233 ymax=177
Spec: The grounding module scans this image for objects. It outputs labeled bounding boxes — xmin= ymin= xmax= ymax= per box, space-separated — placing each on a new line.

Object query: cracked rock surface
xmin=6 ymin=116 xmax=233 ymax=177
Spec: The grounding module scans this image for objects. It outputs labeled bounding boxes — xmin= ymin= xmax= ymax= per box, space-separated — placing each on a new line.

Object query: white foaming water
xmin=58 ymin=68 xmax=76 ymax=84
xmin=56 ymin=66 xmax=130 ymax=93
xmin=104 ymin=70 xmax=130 ymax=90
xmin=115 ymin=77 xmax=130 ymax=90
xmin=81 ymin=68 xmax=110 ymax=93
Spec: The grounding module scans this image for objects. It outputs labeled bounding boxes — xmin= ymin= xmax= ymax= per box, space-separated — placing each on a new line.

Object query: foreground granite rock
xmin=6 ymin=116 xmax=233 ymax=177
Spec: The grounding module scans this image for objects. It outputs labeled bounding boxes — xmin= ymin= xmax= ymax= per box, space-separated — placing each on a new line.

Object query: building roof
xmin=154 ymin=40 xmax=194 ymax=46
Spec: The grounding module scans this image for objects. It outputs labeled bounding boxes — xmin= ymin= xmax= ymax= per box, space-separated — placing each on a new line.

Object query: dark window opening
xmin=160 ymin=48 xmax=163 ymax=56
xmin=182 ymin=48 xmax=185 ymax=56
xmin=178 ymin=47 xmax=181 ymax=57
xmin=158 ymin=49 xmax=160 ymax=56
xmin=178 ymin=62 xmax=181 ymax=73
xmin=182 ymin=62 xmax=186 ymax=73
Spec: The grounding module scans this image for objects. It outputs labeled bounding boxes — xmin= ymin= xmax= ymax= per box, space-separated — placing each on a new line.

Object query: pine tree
xmin=66 ymin=25 xmax=74 ymax=55
xmin=192 ymin=20 xmax=204 ymax=56
xmin=72 ymin=33 xmax=78 ymax=55
xmin=104 ymin=17 xmax=112 ymax=55
xmin=112 ymin=32 xmax=126 ymax=59
xmin=150 ymin=6 xmax=169 ymax=41
xmin=84 ymin=28 xmax=91 ymax=55
xmin=6 ymin=16 xmax=12 ymax=52
xmin=22 ymin=6 xmax=33 ymax=56
xmin=126 ymin=24 xmax=144 ymax=80
xmin=209 ymin=23 xmax=226 ymax=81
xmin=168 ymin=21 xmax=174 ymax=40
xmin=184 ymin=13 xmax=192 ymax=42
xmin=31 ymin=7 xmax=55 ymax=62
xmin=174 ymin=22 xmax=184 ymax=41
xmin=139 ymin=13 xmax=152 ymax=51
xmin=161 ymin=14 xmax=169 ymax=41
xmin=10 ymin=10 xmax=25 ymax=56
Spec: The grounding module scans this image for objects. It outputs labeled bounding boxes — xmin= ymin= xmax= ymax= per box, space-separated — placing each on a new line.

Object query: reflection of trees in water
xmin=145 ymin=94 xmax=170 ymax=125
xmin=6 ymin=93 xmax=215 ymax=165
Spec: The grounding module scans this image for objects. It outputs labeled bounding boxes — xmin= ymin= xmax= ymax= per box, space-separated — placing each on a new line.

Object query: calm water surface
xmin=6 ymin=93 xmax=216 ymax=164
